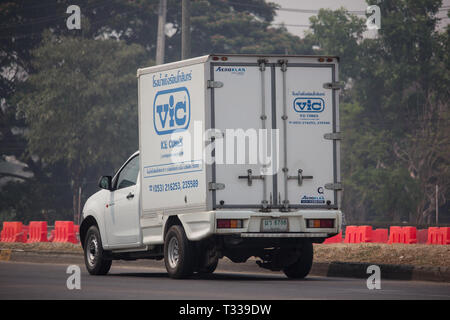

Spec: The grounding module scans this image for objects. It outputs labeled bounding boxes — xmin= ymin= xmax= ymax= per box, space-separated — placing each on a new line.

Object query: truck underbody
xmin=103 ymin=233 xmax=327 ymax=273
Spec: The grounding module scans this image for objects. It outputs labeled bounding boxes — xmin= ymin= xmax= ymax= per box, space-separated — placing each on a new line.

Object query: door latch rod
xmin=287 ymin=169 xmax=313 ymax=186
xmin=238 ymin=169 xmax=265 ymax=186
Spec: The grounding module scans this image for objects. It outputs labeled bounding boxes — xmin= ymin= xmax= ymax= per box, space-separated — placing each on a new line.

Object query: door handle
xmin=287 ymin=169 xmax=313 ymax=186
xmin=238 ymin=169 xmax=265 ymax=186
xmin=126 ymin=192 xmax=134 ymax=200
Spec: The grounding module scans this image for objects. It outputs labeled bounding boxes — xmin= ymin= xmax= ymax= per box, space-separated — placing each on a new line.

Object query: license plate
xmin=261 ymin=218 xmax=288 ymax=232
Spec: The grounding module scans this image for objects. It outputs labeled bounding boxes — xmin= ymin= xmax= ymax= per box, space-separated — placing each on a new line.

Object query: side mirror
xmin=98 ymin=176 xmax=112 ymax=190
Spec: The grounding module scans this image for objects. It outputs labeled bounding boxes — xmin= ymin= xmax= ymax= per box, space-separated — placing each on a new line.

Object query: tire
xmin=164 ymin=225 xmax=194 ymax=279
xmin=83 ymin=225 xmax=112 ymax=275
xmin=282 ymin=241 xmax=313 ymax=279
xmin=198 ymin=258 xmax=218 ymax=274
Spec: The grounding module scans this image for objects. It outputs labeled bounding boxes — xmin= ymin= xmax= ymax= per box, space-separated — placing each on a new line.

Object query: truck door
xmin=105 ymin=155 xmax=141 ymax=246
xmin=275 ymin=61 xmax=340 ymax=210
xmin=211 ymin=61 xmax=274 ymax=209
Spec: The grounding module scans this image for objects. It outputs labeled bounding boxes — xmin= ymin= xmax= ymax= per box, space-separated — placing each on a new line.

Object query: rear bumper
xmin=214 ymin=209 xmax=342 ymax=238
xmin=241 ymin=232 xmax=329 ymax=238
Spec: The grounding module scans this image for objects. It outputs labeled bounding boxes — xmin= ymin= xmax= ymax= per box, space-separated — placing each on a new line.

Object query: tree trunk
xmin=72 ymin=180 xmax=79 ymax=223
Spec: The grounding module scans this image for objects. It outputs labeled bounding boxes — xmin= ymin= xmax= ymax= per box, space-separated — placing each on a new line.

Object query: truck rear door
xmin=211 ymin=61 xmax=274 ymax=209
xmin=275 ymin=61 xmax=340 ymax=210
xmin=210 ymin=57 xmax=340 ymax=211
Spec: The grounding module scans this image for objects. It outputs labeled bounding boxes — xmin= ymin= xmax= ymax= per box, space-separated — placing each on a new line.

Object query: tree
xmin=0 ymin=163 xmax=73 ymax=223
xmin=0 ymin=0 xmax=161 ymax=206
xmin=162 ymin=0 xmax=313 ymax=60
xmin=1 ymin=0 xmax=313 ymax=222
xmin=15 ymin=33 xmax=149 ymax=221
xmin=306 ymin=7 xmax=366 ymax=81
xmin=308 ymin=1 xmax=449 ymax=224
xmin=360 ymin=0 xmax=449 ymax=224
xmin=5 ymin=0 xmax=448 ymax=225
xmin=1 ymin=0 xmax=306 ymax=172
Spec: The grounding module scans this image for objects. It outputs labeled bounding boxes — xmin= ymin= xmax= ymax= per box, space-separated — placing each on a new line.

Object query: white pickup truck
xmin=80 ymin=54 xmax=343 ymax=279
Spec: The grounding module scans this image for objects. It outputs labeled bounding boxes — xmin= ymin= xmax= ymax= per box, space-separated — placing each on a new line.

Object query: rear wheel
xmin=197 ymin=258 xmax=218 ymax=274
xmin=83 ymin=225 xmax=112 ymax=275
xmin=164 ymin=225 xmax=194 ymax=279
xmin=282 ymin=241 xmax=313 ymax=279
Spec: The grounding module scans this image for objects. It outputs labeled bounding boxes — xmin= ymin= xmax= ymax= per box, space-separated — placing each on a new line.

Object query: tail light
xmin=217 ymin=219 xmax=243 ymax=229
xmin=306 ymin=219 xmax=334 ymax=228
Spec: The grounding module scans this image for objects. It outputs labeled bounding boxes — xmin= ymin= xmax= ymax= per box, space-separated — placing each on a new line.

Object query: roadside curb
xmin=311 ymin=261 xmax=450 ymax=282
xmin=2 ymin=249 xmax=449 ymax=282
xmin=3 ymin=249 xmax=83 ymax=265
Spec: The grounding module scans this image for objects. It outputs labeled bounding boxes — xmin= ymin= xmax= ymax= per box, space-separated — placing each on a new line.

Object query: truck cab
xmin=80 ymin=54 xmax=343 ymax=279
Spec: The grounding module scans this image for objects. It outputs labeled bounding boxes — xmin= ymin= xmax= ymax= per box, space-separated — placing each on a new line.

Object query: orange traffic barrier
xmin=74 ymin=225 xmax=80 ymax=236
xmin=427 ymin=227 xmax=450 ymax=245
xmin=403 ymin=227 xmax=417 ymax=244
xmin=372 ymin=228 xmax=388 ymax=243
xmin=27 ymin=221 xmax=48 ymax=243
xmin=427 ymin=227 xmax=441 ymax=244
xmin=22 ymin=225 xmax=28 ymax=242
xmin=52 ymin=221 xmax=78 ymax=244
xmin=417 ymin=229 xmax=428 ymax=244
xmin=442 ymin=227 xmax=450 ymax=245
xmin=48 ymin=230 xmax=55 ymax=242
xmin=389 ymin=226 xmax=417 ymax=244
xmin=388 ymin=226 xmax=403 ymax=244
xmin=74 ymin=225 xmax=80 ymax=242
xmin=358 ymin=226 xmax=373 ymax=243
xmin=0 ymin=222 xmax=27 ymax=242
xmin=323 ymin=231 xmax=342 ymax=244
xmin=343 ymin=226 xmax=358 ymax=243
xmin=343 ymin=226 xmax=373 ymax=243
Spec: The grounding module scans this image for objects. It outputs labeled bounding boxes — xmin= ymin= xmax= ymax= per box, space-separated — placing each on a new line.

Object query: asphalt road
xmin=0 ymin=261 xmax=449 ymax=300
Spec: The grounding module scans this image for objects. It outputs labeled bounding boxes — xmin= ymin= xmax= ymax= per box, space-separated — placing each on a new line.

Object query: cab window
xmin=115 ymin=155 xmax=139 ymax=190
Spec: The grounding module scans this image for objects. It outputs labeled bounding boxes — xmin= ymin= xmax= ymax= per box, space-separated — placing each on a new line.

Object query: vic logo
xmin=153 ymin=87 xmax=190 ymax=135
xmin=293 ymin=97 xmax=325 ymax=113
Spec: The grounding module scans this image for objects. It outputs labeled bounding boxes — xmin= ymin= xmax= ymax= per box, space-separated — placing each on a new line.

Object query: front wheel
xmin=83 ymin=225 xmax=112 ymax=275
xmin=282 ymin=241 xmax=313 ymax=279
xmin=164 ymin=225 xmax=194 ymax=279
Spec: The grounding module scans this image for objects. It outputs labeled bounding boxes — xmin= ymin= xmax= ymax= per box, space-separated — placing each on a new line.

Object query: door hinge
xmin=324 ymin=132 xmax=342 ymax=140
xmin=209 ymin=182 xmax=225 ymax=191
xmin=323 ymin=82 xmax=344 ymax=90
xmin=278 ymin=59 xmax=288 ymax=72
xmin=207 ymin=80 xmax=223 ymax=88
xmin=257 ymin=58 xmax=268 ymax=71
xmin=325 ymin=182 xmax=343 ymax=191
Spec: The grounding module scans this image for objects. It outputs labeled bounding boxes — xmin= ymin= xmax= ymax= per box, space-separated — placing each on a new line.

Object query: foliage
xmin=0 ymin=0 xmax=311 ymax=221
xmin=179 ymin=0 xmax=312 ymax=58
xmin=309 ymin=0 xmax=449 ymax=223
xmin=0 ymin=0 xmax=448 ymax=225
xmin=306 ymin=8 xmax=366 ymax=81
xmin=12 ymin=34 xmax=149 ymax=220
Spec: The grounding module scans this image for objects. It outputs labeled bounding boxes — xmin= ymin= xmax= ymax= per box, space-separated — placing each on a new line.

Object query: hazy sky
xmin=271 ymin=0 xmax=450 ymax=38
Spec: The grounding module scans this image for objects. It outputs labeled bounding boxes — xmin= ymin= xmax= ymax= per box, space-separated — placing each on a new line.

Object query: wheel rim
xmin=167 ymin=236 xmax=180 ymax=269
xmin=87 ymin=235 xmax=99 ymax=267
